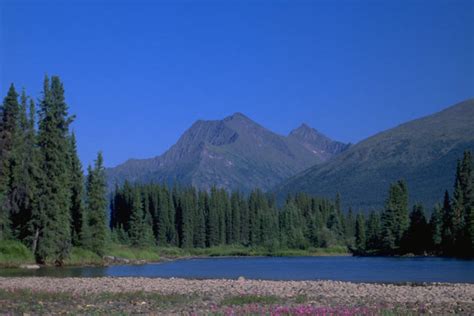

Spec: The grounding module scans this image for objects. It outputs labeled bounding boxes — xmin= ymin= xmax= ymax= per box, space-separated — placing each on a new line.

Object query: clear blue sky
xmin=1 ymin=0 xmax=473 ymax=168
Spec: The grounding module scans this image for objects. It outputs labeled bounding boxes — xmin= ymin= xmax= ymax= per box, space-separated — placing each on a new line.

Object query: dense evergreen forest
xmin=109 ymin=151 xmax=473 ymax=258
xmin=0 ymin=77 xmax=473 ymax=265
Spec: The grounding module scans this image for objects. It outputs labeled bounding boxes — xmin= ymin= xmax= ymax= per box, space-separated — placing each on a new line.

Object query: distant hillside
xmin=106 ymin=113 xmax=348 ymax=192
xmin=275 ymin=99 xmax=474 ymax=210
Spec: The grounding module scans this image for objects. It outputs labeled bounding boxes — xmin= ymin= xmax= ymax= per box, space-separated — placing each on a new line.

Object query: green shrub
xmin=105 ymin=243 xmax=160 ymax=261
xmin=63 ymin=247 xmax=103 ymax=266
xmin=0 ymin=240 xmax=35 ymax=267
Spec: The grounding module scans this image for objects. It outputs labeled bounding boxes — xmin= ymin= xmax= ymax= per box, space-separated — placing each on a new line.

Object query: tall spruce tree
xmin=128 ymin=187 xmax=154 ymax=247
xmin=429 ymin=204 xmax=443 ymax=254
xmin=381 ymin=180 xmax=409 ymax=254
xmin=366 ymin=210 xmax=381 ymax=251
xmin=207 ymin=187 xmax=220 ymax=247
xmin=9 ymin=91 xmax=38 ymax=242
xmin=402 ymin=204 xmax=429 ymax=255
xmin=194 ymin=191 xmax=207 ymax=248
xmin=452 ymin=160 xmax=465 ymax=254
xmin=230 ymin=192 xmax=241 ymax=244
xmin=83 ymin=152 xmax=108 ymax=255
xmin=32 ymin=76 xmax=73 ymax=264
xmin=0 ymin=84 xmax=20 ymax=240
xmin=441 ymin=190 xmax=455 ymax=254
xmin=460 ymin=151 xmax=473 ymax=256
xmin=451 ymin=151 xmax=473 ymax=256
xmin=68 ymin=132 xmax=85 ymax=246
xmin=355 ymin=213 xmax=366 ymax=253
xmin=345 ymin=208 xmax=356 ymax=248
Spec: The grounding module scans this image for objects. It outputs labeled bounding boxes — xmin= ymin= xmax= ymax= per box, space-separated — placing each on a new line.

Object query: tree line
xmin=110 ymin=183 xmax=354 ymax=250
xmin=110 ymin=151 xmax=473 ymax=258
xmin=354 ymin=151 xmax=473 ymax=257
xmin=0 ymin=77 xmax=108 ymax=265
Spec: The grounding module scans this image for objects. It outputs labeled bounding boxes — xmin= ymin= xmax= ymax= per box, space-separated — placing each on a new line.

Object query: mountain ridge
xmin=106 ymin=113 xmax=348 ymax=192
xmin=274 ymin=98 xmax=474 ymax=209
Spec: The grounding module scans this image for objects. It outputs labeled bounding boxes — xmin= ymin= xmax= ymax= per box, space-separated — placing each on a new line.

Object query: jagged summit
xmin=106 ymin=113 xmax=347 ymax=192
xmin=289 ymin=123 xmax=349 ymax=160
xmin=224 ymin=112 xmax=250 ymax=121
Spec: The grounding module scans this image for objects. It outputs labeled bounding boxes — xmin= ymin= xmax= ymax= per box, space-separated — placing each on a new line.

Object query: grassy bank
xmin=0 ymin=241 xmax=35 ymax=268
xmin=0 ymin=240 xmax=349 ymax=268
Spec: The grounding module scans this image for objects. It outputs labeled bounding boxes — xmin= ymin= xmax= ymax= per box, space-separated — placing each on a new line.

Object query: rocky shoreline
xmin=0 ymin=277 xmax=473 ymax=314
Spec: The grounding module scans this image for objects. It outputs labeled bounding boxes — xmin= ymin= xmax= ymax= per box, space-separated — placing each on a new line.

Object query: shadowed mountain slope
xmin=275 ymin=99 xmax=474 ymax=210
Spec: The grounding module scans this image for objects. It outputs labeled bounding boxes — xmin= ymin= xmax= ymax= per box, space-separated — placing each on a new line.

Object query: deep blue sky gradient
xmin=1 ymin=0 xmax=473 ymax=167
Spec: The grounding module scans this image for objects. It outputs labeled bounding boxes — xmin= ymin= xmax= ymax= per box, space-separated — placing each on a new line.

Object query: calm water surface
xmin=1 ymin=257 xmax=473 ymax=283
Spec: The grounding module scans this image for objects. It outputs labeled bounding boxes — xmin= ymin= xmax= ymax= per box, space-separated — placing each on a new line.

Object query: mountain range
xmin=107 ymin=99 xmax=474 ymax=209
xmin=106 ymin=113 xmax=349 ymax=192
xmin=275 ymin=99 xmax=474 ymax=209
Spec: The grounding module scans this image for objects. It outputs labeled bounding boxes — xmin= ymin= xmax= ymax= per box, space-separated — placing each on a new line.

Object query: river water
xmin=2 ymin=256 xmax=473 ymax=283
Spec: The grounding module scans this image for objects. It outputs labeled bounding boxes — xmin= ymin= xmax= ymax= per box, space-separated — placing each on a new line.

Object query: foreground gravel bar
xmin=1 ymin=277 xmax=473 ymax=314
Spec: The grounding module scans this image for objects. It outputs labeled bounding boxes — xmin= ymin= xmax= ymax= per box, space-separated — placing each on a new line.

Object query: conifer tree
xmin=402 ymin=204 xmax=429 ymax=255
xmin=280 ymin=201 xmax=306 ymax=249
xmin=239 ymin=197 xmax=250 ymax=246
xmin=9 ymin=91 xmax=38 ymax=242
xmin=68 ymin=132 xmax=85 ymax=246
xmin=129 ymin=188 xmax=154 ymax=247
xmin=366 ymin=210 xmax=381 ymax=251
xmin=83 ymin=152 xmax=108 ymax=255
xmin=452 ymin=160 xmax=465 ymax=254
xmin=355 ymin=213 xmax=366 ymax=253
xmin=207 ymin=187 xmax=220 ymax=246
xmin=429 ymin=204 xmax=443 ymax=254
xmin=193 ymin=191 xmax=207 ymax=248
xmin=156 ymin=186 xmax=170 ymax=245
xmin=460 ymin=151 xmax=473 ymax=256
xmin=345 ymin=208 xmax=356 ymax=248
xmin=230 ymin=192 xmax=241 ymax=244
xmin=32 ymin=76 xmax=73 ymax=264
xmin=381 ymin=180 xmax=409 ymax=253
xmin=441 ymin=190 xmax=455 ymax=254
xmin=0 ymin=84 xmax=20 ymax=240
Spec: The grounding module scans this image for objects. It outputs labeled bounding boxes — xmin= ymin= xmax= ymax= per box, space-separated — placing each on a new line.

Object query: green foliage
xmin=401 ymin=204 xmax=430 ymax=255
xmin=355 ymin=213 xmax=366 ymax=252
xmin=0 ymin=84 xmax=20 ymax=240
xmin=68 ymin=133 xmax=85 ymax=246
xmin=0 ymin=240 xmax=35 ymax=267
xmin=9 ymin=92 xmax=39 ymax=244
xmin=380 ymin=180 xmax=409 ymax=254
xmin=110 ymin=183 xmax=351 ymax=253
xmin=63 ymin=247 xmax=103 ymax=266
xmin=82 ymin=152 xmax=108 ymax=256
xmin=105 ymin=243 xmax=160 ymax=261
xmin=128 ymin=188 xmax=155 ymax=248
xmin=32 ymin=76 xmax=74 ymax=264
xmin=361 ymin=152 xmax=473 ymax=257
xmin=429 ymin=204 xmax=443 ymax=253
xmin=365 ymin=211 xmax=381 ymax=251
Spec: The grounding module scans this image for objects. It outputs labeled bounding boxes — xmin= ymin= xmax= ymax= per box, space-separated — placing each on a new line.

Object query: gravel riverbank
xmin=0 ymin=277 xmax=473 ymax=314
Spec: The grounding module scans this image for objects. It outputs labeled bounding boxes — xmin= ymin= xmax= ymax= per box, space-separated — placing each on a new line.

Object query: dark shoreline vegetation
xmin=0 ymin=76 xmax=473 ymax=269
